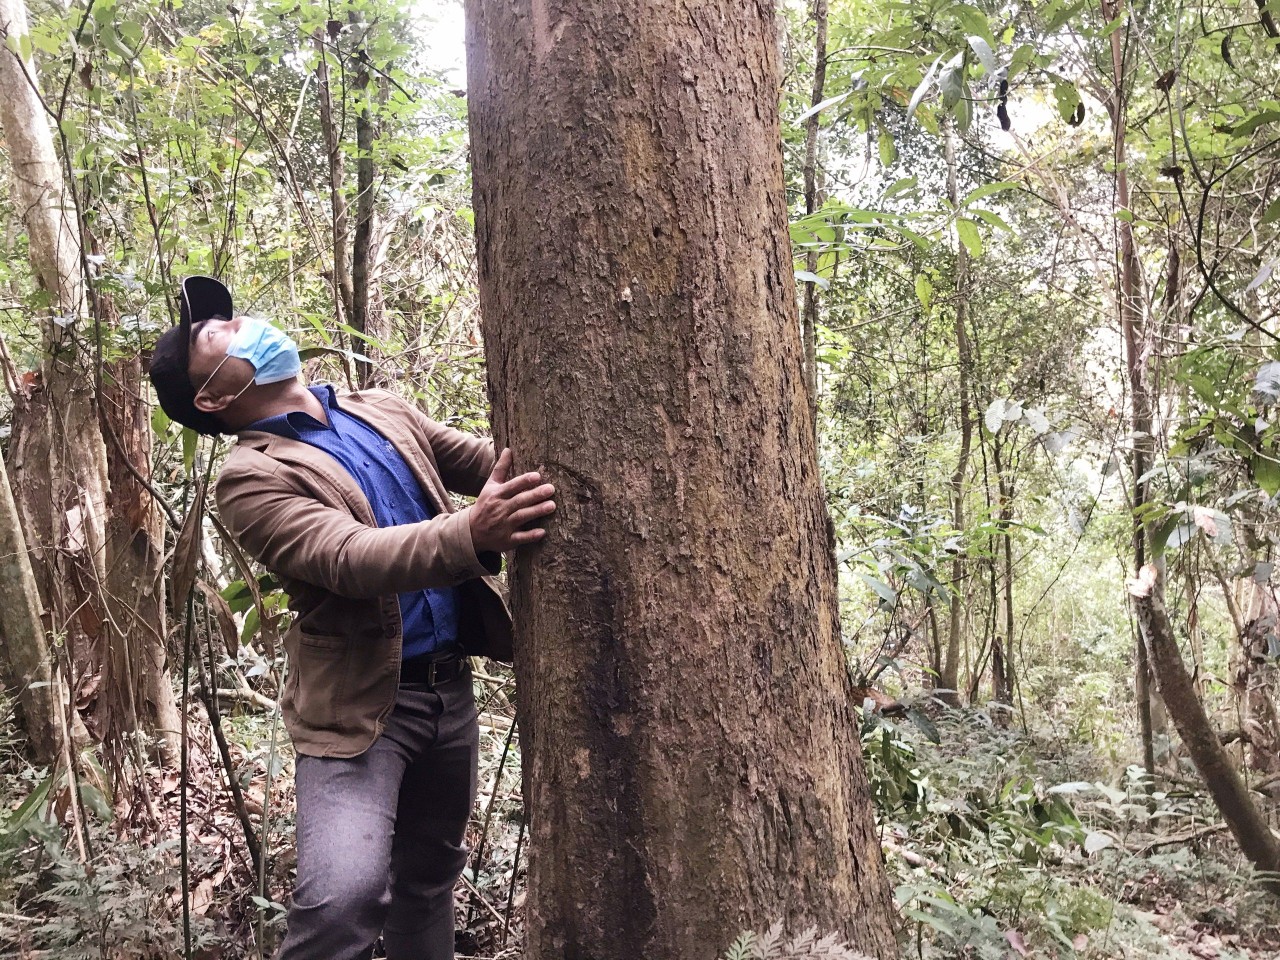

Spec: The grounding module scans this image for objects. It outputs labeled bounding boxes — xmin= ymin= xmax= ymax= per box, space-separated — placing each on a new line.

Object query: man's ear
xmin=194 ymin=388 xmax=238 ymax=414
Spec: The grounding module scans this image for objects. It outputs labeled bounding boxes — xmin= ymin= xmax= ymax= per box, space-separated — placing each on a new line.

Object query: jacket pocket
xmin=297 ymin=631 xmax=347 ymax=656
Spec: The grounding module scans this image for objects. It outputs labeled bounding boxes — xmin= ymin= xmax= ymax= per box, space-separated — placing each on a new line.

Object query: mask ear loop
xmin=194 ymin=352 xmax=254 ymax=408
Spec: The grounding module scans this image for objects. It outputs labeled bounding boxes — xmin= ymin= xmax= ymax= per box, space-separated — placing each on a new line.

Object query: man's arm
xmin=217 ymin=453 xmax=497 ymax=600
xmin=390 ymin=393 xmax=496 ymax=496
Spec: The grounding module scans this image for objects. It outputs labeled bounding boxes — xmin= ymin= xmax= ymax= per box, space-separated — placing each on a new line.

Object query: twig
xmin=1139 ymin=822 xmax=1230 ymax=852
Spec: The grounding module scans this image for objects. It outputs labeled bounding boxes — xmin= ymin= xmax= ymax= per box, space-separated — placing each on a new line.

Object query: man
xmin=148 ymin=276 xmax=555 ymax=960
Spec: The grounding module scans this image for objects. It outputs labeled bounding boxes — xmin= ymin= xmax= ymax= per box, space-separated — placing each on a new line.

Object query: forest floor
xmin=0 ymin=679 xmax=1278 ymax=959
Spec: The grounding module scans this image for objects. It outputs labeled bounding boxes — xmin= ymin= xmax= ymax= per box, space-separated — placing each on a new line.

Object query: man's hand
xmin=468 ymin=448 xmax=557 ymax=554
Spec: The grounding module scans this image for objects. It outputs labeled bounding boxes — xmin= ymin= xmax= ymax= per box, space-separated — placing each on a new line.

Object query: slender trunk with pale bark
xmin=801 ymin=0 xmax=827 ymax=423
xmin=941 ymin=121 xmax=971 ymax=707
xmin=465 ymin=1 xmax=899 ymax=956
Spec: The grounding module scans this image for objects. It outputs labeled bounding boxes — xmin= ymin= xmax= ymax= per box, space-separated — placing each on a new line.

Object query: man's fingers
xmin=508 ymin=527 xmax=547 ymax=545
xmin=509 ymin=501 xmax=556 ymax=528
xmin=497 ymin=470 xmax=546 ymax=497
xmin=507 ymin=484 xmax=556 ymax=510
xmin=489 ymin=448 xmax=513 ymax=485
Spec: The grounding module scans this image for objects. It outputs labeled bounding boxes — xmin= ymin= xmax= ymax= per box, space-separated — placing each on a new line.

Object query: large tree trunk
xmin=466 ymin=2 xmax=899 ymax=957
xmin=0 ymin=0 xmax=110 ymax=734
xmin=1129 ymin=566 xmax=1280 ymax=894
xmin=102 ymin=352 xmax=181 ymax=761
xmin=0 ymin=0 xmax=173 ymax=762
xmin=0 ymin=442 xmax=60 ymax=763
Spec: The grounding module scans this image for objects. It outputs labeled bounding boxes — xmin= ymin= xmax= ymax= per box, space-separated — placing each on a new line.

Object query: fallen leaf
xmin=1005 ymin=929 xmax=1030 ymax=957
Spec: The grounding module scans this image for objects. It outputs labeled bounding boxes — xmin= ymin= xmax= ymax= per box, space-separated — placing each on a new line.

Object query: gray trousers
xmin=278 ymin=671 xmax=478 ymax=960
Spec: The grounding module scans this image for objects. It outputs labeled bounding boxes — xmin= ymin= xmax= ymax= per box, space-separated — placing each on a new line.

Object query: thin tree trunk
xmin=1105 ymin=0 xmax=1157 ymax=774
xmin=1130 ymin=567 xmax=1280 ymax=894
xmin=800 ymin=0 xmax=827 ymax=423
xmin=350 ymin=11 xmax=377 ymax=386
xmin=940 ymin=120 xmax=971 ymax=707
xmin=315 ymin=28 xmax=353 ymax=326
xmin=465 ymin=1 xmax=899 ymax=955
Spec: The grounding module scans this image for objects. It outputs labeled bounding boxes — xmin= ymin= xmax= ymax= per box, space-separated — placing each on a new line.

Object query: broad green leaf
xmin=182 ymin=426 xmax=197 ymax=477
xmin=1262 ymin=197 xmax=1280 ymax=226
xmin=1255 ymin=451 xmax=1280 ymax=494
xmin=969 ymin=208 xmax=1013 ymax=232
xmin=915 ymin=274 xmax=933 ymax=309
xmin=956 ymin=218 xmax=982 ymax=257
xmin=962 ymin=181 xmax=1019 ymax=205
xmin=907 ymin=56 xmax=943 ymax=123
xmin=939 ymin=53 xmax=965 ymax=109
xmin=878 ymin=129 xmax=897 ymax=166
xmin=794 ymin=270 xmax=830 ymax=290
xmin=858 ymin=571 xmax=898 ymax=608
xmin=967 ymin=35 xmax=997 ymax=75
xmin=795 ymin=91 xmax=849 ymax=124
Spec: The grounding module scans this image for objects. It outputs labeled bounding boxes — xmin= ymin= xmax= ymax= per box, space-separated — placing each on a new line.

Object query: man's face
xmin=189 ymin=316 xmax=256 ymax=413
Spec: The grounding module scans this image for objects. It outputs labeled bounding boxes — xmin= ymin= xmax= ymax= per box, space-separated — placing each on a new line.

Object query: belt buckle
xmin=425 ymin=661 xmax=439 ymax=686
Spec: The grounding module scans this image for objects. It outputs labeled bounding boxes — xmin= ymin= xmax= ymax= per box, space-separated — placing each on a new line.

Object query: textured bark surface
xmin=1131 ymin=567 xmax=1280 ymax=894
xmin=466 ymin=2 xmax=898 ymax=956
xmin=0 ymin=444 xmax=59 ymax=763
xmin=103 ymin=353 xmax=180 ymax=760
xmin=0 ymin=0 xmax=167 ymax=760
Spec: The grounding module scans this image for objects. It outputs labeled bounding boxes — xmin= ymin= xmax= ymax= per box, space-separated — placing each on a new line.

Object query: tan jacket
xmin=214 ymin=388 xmax=512 ymax=758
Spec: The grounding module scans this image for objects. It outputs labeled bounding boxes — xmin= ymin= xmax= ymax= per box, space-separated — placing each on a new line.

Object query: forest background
xmin=0 ymin=0 xmax=1278 ymax=957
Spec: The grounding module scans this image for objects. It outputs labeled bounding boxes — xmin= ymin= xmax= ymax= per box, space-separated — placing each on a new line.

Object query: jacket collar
xmin=232 ymin=387 xmax=450 ymax=517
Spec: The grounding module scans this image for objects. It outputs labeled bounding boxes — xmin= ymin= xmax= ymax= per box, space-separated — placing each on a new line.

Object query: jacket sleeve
xmin=215 ymin=454 xmax=500 ymax=600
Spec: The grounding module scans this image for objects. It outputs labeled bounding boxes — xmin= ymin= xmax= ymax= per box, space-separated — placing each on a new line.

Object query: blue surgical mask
xmin=226 ymin=316 xmax=301 ymax=386
xmin=198 ymin=317 xmax=301 ymax=402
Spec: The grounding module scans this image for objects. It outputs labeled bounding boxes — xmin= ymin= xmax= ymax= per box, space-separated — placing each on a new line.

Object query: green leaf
xmin=1255 ymin=451 xmax=1280 ymax=494
xmin=794 ymin=270 xmax=830 ymax=290
xmin=906 ymin=706 xmax=940 ymax=743
xmin=858 ymin=571 xmax=898 ymax=608
xmin=967 ymin=35 xmax=998 ymax=75
xmin=907 ymin=56 xmax=942 ymax=123
xmin=915 ymin=274 xmax=933 ymax=309
xmin=969 ymin=208 xmax=1013 ymax=232
xmin=795 ymin=91 xmax=849 ymax=124
xmin=1052 ymin=78 xmax=1082 ymax=123
xmin=878 ymin=128 xmax=897 ymax=166
xmin=1230 ymin=110 xmax=1280 ymax=137
xmin=956 ymin=218 xmax=982 ymax=257
xmin=79 ymin=782 xmax=113 ymax=822
xmin=939 ymin=53 xmax=965 ymax=109
xmin=1262 ymin=197 xmax=1280 ymax=226
xmin=962 ymin=181 xmax=1019 ymax=205
xmin=181 ymin=427 xmax=197 ymax=477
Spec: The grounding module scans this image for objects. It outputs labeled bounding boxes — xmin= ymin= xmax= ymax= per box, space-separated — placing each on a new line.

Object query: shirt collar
xmin=242 ymin=384 xmax=340 ymax=440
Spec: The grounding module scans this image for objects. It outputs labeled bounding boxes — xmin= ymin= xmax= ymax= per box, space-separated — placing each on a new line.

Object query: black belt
xmin=399 ymin=651 xmax=468 ymax=686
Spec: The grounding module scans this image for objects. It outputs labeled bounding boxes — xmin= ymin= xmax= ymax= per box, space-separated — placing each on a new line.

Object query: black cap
xmin=148 ymin=276 xmax=236 ymax=436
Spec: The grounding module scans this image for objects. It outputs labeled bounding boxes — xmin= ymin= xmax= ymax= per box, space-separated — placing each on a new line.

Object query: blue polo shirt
xmin=245 ymin=385 xmax=458 ymax=659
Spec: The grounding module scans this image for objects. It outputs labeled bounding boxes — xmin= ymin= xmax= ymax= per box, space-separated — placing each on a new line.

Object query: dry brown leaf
xmin=171 ymin=478 xmax=208 ymax=615
xmin=196 ymin=579 xmax=239 ymax=657
xmin=191 ymin=877 xmax=215 ymax=916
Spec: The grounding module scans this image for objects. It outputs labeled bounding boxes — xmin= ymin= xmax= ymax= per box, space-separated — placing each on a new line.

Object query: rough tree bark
xmin=466 ymin=2 xmax=899 ymax=957
xmin=0 ymin=444 xmax=59 ymax=762
xmin=0 ymin=0 xmax=107 ymax=751
xmin=0 ymin=0 xmax=175 ymax=762
xmin=1129 ymin=566 xmax=1280 ymax=894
